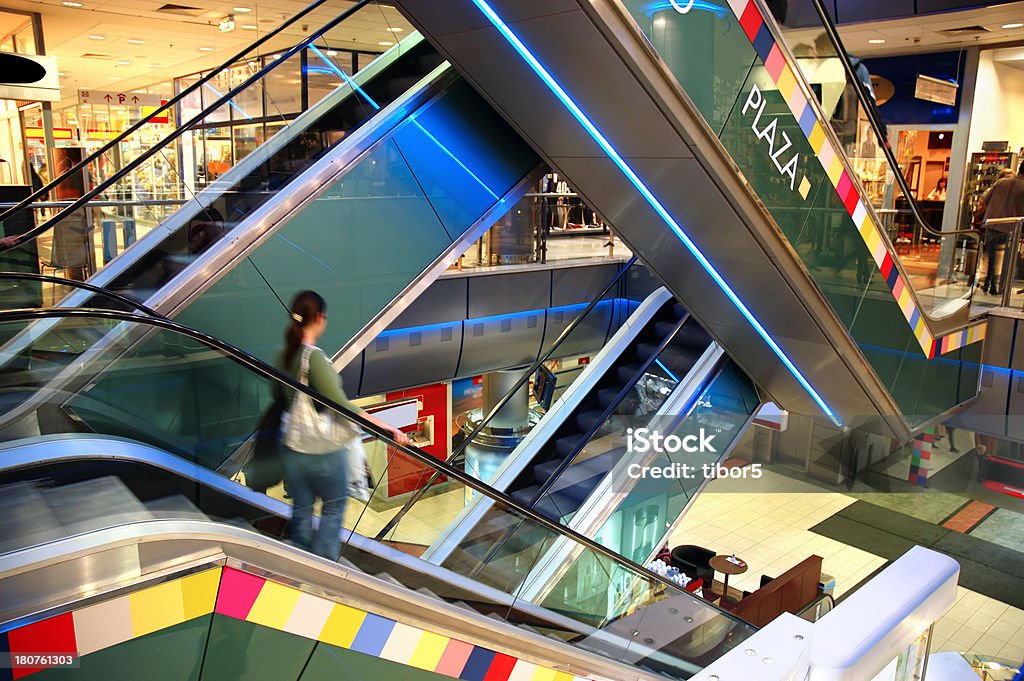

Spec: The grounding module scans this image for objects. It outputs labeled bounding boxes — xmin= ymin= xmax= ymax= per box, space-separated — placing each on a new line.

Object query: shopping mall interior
xmin=1 ymin=0 xmax=1024 ymax=679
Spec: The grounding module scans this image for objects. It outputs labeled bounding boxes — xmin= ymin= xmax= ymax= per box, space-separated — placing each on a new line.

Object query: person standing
xmin=276 ymin=290 xmax=410 ymax=560
xmin=977 ymin=163 xmax=1024 ymax=296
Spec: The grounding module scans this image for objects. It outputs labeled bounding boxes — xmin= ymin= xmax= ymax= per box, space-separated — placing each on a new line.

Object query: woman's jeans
xmin=281 ymin=445 xmax=349 ymax=560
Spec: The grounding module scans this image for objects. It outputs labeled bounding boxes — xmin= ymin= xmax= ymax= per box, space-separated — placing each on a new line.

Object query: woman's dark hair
xmin=284 ymin=290 xmax=326 ymax=365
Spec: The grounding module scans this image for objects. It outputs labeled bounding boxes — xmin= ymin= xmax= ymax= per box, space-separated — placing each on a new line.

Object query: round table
xmin=709 ymin=554 xmax=748 ymax=602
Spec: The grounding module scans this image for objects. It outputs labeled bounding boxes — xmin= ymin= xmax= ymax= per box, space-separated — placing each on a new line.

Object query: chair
xmin=669 ymin=545 xmax=715 ymax=584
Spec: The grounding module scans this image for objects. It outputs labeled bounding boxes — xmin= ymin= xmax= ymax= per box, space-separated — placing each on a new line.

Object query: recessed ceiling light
xmin=117 ymin=60 xmax=130 ymax=65
xmin=198 ymin=46 xmax=215 ymax=51
xmin=233 ymin=6 xmax=251 ymax=11
xmin=272 ymin=53 xmax=281 ymax=59
xmin=377 ymin=40 xmax=393 ymax=46
xmin=385 ymin=27 xmax=403 ymax=33
xmin=241 ymin=23 xmax=257 ymax=29
xmin=127 ymin=38 xmax=144 ymax=44
xmin=58 ymin=71 xmax=67 ymax=76
xmin=89 ymin=34 xmax=106 ymax=40
xmin=62 ymin=1 xmax=84 ymax=6
xmin=868 ymin=39 xmax=886 ymax=44
xmin=1002 ymin=22 xmax=1024 ymax=29
xmin=324 ymin=49 xmax=338 ymax=56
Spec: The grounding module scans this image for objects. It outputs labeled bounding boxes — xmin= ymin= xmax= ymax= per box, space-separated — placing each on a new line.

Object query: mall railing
xmin=977 ymin=216 xmax=1024 ymax=310
xmin=373 ymin=256 xmax=640 ymax=540
xmin=0 ymin=307 xmax=756 ymax=676
xmin=0 ymin=0 xmax=422 ymax=306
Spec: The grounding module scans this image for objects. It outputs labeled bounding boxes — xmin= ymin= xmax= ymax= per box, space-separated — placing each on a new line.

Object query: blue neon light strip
xmin=466 ymin=0 xmax=842 ymax=427
xmin=309 ymin=44 xmax=499 ymax=202
xmin=203 ymin=83 xmax=252 ymax=120
xmin=655 ymin=358 xmax=680 ymax=383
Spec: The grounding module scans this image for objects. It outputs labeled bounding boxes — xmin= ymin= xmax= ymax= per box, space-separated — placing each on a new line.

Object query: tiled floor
xmin=970 ymin=508 xmax=1024 ymax=553
xmin=665 ymin=469 xmax=1024 ymax=660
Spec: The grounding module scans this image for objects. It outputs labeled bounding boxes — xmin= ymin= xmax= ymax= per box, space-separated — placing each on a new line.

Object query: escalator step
xmin=534 ymin=458 xmax=564 ymax=483
xmin=510 ymin=485 xmax=540 ymax=506
xmin=655 ymin=321 xmax=679 ymax=339
xmin=598 ymin=387 xmax=622 ymax=407
xmin=672 ymin=303 xmax=687 ymax=319
xmin=636 ymin=342 xmax=660 ymax=360
xmin=617 ymin=364 xmax=642 ymax=383
xmin=576 ymin=409 xmax=605 ymax=434
xmin=144 ymin=495 xmax=207 ymax=521
xmin=673 ymin=326 xmax=712 ymax=351
xmin=555 ymin=434 xmax=586 ymax=459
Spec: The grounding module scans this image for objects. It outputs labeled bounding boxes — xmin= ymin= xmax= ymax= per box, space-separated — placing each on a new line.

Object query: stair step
xmin=554 ymin=434 xmax=585 ymax=459
xmin=672 ymin=303 xmax=687 ymax=319
xmin=42 ymin=476 xmax=152 ymax=536
xmin=575 ymin=409 xmax=605 ymax=435
xmin=510 ymin=485 xmax=540 ymax=506
xmin=598 ymin=387 xmax=622 ymax=408
xmin=616 ymin=364 xmax=641 ymax=384
xmin=0 ymin=483 xmax=64 ymax=554
xmin=656 ymin=320 xmax=680 ymax=339
xmin=534 ymin=458 xmax=565 ymax=484
xmin=636 ymin=342 xmax=661 ymax=360
xmin=672 ymin=325 xmax=712 ymax=352
xmin=144 ymin=494 xmax=207 ymax=520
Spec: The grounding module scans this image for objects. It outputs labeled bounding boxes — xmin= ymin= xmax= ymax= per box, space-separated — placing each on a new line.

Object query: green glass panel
xmin=177 ymin=81 xmax=536 ymax=365
xmin=29 ymin=615 xmax=211 ymax=681
xmin=620 ymin=1 xmax=758 ymax=135
xmin=201 ymin=614 xmax=315 ymax=681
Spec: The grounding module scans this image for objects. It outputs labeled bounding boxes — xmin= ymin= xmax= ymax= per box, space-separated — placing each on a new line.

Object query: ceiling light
xmin=241 ymin=23 xmax=257 ymax=29
xmin=62 ymin=1 xmax=84 ymax=6
xmin=868 ymin=39 xmax=886 ymax=44
xmin=385 ymin=27 xmax=403 ymax=33
xmin=377 ymin=40 xmax=393 ymax=46
xmin=198 ymin=46 xmax=215 ymax=51
xmin=1002 ymin=22 xmax=1024 ymax=29
xmin=127 ymin=38 xmax=144 ymax=44
xmin=324 ymin=49 xmax=338 ymax=56
xmin=272 ymin=53 xmax=281 ymax=59
xmin=117 ymin=60 xmax=130 ymax=65
xmin=58 ymin=71 xmax=67 ymax=76
xmin=89 ymin=34 xmax=106 ymax=40
xmin=233 ymin=6 xmax=251 ymax=11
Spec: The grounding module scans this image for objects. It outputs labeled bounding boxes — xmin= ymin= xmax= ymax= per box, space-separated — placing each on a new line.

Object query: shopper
xmin=977 ymin=162 xmax=1024 ymax=295
xmin=277 ymin=290 xmax=410 ymax=560
xmin=926 ymin=177 xmax=947 ymax=201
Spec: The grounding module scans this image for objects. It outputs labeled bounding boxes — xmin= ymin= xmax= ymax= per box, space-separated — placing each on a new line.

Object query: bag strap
xmin=298 ymin=346 xmax=312 ymax=386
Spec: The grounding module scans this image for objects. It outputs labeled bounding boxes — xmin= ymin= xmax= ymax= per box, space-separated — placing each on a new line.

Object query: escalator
xmin=0 ymin=12 xmax=538 ymax=367
xmin=391 ymin=0 xmax=987 ymax=439
xmin=0 ymin=309 xmax=758 ymax=680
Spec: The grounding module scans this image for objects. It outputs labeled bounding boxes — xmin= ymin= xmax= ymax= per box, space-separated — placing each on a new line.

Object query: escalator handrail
xmin=0 ymin=0 xmax=369 ymax=226
xmin=0 ymin=273 xmax=162 ymax=317
xmin=0 ymin=306 xmax=749 ymax=624
xmin=777 ymin=0 xmax=979 ymax=240
xmin=526 ymin=311 xmax=694 ymax=511
xmin=0 ymin=0 xmax=375 ymax=254
xmin=374 ymin=255 xmax=639 ymax=541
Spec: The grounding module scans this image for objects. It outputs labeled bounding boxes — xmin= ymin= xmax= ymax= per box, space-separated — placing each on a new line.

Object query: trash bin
xmin=820 ymin=573 xmax=836 ymax=597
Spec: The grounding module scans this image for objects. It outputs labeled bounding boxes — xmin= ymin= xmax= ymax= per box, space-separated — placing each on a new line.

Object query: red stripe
xmin=8 ymin=613 xmax=77 ymax=679
xmin=482 ymin=653 xmax=518 ymax=681
xmin=880 ymin=253 xmax=894 ymax=280
xmin=739 ymin=1 xmax=763 ymax=41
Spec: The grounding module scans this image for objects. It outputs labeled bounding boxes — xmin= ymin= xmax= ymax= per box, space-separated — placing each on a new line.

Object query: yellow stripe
xmin=319 ymin=602 xmax=367 ymax=648
xmin=181 ymin=568 xmax=221 ymax=620
xmin=408 ymin=630 xmax=450 ymax=670
xmin=532 ymin=668 xmax=558 ymax=681
xmin=827 ymin=157 xmax=843 ymax=186
xmin=130 ymin=579 xmax=185 ymax=637
xmin=247 ymin=579 xmax=302 ymax=630
xmin=777 ymin=65 xmax=797 ymax=100
xmin=551 ymin=672 xmax=575 ymax=681
xmin=809 ymin=123 xmax=826 ymax=154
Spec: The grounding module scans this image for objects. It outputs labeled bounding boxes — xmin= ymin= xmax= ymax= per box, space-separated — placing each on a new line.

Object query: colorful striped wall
xmin=2 ymin=567 xmax=596 ymax=681
xmin=726 ymin=0 xmax=986 ymax=359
